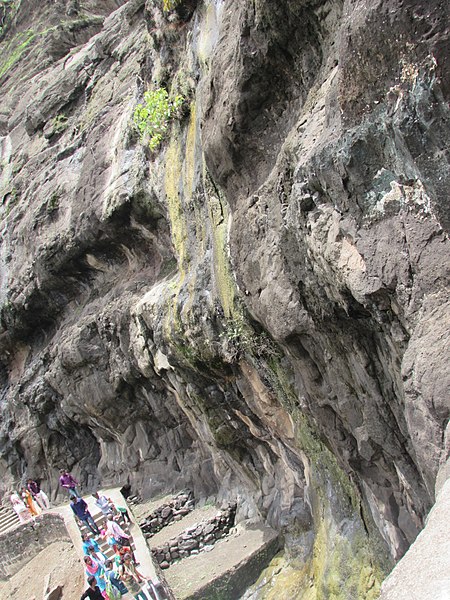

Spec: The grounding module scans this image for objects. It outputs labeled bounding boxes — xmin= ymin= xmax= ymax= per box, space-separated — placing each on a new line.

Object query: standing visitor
xmin=87 ymin=544 xmax=108 ymax=567
xmin=10 ymin=491 xmax=33 ymax=524
xmin=21 ymin=486 xmax=40 ymax=516
xmin=71 ymin=496 xmax=100 ymax=535
xmin=104 ymin=559 xmax=128 ymax=596
xmin=27 ymin=478 xmax=50 ymax=510
xmin=82 ymin=532 xmax=100 ymax=555
xmin=120 ymin=553 xmax=148 ymax=600
xmin=106 ymin=514 xmax=130 ymax=547
xmin=83 ymin=557 xmax=108 ymax=597
xmin=92 ymin=492 xmax=114 ymax=516
xmin=115 ymin=504 xmax=132 ymax=523
xmin=80 ymin=575 xmax=104 ymax=600
xmin=59 ymin=469 xmax=81 ymax=497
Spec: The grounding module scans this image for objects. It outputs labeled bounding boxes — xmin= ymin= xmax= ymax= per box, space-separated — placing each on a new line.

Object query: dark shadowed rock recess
xmin=0 ymin=0 xmax=448 ymax=597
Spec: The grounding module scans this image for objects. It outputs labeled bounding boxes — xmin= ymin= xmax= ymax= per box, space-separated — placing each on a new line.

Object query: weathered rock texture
xmin=0 ymin=0 xmax=448 ymax=597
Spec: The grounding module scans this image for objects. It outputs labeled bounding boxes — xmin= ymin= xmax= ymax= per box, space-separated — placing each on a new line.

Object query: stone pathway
xmin=51 ymin=489 xmax=279 ymax=599
xmin=148 ymin=505 xmax=218 ymax=548
xmin=131 ymin=494 xmax=279 ymax=600
xmin=52 ymin=487 xmax=165 ymax=599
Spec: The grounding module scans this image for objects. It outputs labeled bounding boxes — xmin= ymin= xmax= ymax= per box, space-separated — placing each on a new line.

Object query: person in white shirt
xmin=106 ymin=513 xmax=130 ymax=545
xmin=92 ymin=491 xmax=114 ymax=516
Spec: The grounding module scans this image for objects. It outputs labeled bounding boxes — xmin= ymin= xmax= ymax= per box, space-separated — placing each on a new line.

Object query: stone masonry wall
xmin=0 ymin=514 xmax=70 ymax=580
xmin=139 ymin=491 xmax=195 ymax=538
xmin=152 ymin=503 xmax=237 ymax=569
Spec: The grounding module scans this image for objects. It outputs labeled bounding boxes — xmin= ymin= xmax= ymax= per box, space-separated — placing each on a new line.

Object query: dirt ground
xmin=0 ymin=540 xmax=84 ymax=600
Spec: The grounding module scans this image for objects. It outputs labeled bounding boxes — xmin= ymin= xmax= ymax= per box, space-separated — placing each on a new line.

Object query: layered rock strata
xmin=0 ymin=0 xmax=448 ymax=597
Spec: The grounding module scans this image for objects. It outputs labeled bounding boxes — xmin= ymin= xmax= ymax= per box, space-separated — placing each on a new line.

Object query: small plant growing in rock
xmin=51 ymin=114 xmax=68 ymax=134
xmin=162 ymin=0 xmax=182 ymax=11
xmin=46 ymin=189 xmax=61 ymax=213
xmin=133 ymin=88 xmax=184 ymax=151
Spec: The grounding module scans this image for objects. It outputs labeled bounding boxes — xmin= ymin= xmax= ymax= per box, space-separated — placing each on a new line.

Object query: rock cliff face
xmin=0 ymin=0 xmax=448 ymax=596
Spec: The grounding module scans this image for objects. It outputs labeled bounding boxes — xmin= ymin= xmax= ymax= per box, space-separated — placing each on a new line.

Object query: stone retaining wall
xmin=0 ymin=513 xmax=70 ymax=580
xmin=186 ymin=530 xmax=281 ymax=600
xmin=152 ymin=503 xmax=237 ymax=569
xmin=139 ymin=491 xmax=195 ymax=538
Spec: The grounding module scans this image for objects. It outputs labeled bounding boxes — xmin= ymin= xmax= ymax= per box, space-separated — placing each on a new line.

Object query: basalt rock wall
xmin=0 ymin=0 xmax=448 ymax=597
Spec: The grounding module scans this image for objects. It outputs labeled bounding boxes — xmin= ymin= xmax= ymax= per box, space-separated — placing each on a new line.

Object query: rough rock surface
xmin=0 ymin=0 xmax=448 ymax=597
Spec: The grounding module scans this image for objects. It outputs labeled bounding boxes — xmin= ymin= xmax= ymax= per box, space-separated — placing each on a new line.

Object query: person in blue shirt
xmin=104 ymin=559 xmax=129 ymax=595
xmin=81 ymin=533 xmax=100 ymax=555
xmin=70 ymin=495 xmax=100 ymax=535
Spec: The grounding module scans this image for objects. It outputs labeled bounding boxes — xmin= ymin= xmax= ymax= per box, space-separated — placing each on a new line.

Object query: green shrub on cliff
xmin=133 ymin=88 xmax=184 ymax=151
xmin=162 ymin=0 xmax=182 ymax=11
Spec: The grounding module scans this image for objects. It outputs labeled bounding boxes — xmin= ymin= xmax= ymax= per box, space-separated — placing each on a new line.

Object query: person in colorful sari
xmin=83 ymin=556 xmax=108 ymax=597
xmin=21 ymin=486 xmax=40 ymax=516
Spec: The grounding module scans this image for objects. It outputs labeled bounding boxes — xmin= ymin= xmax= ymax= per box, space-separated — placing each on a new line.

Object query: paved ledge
xmin=164 ymin=522 xmax=280 ymax=600
xmin=379 ymin=477 xmax=450 ymax=600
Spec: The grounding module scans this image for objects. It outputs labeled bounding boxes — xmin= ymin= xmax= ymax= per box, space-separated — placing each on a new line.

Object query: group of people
xmin=10 ymin=478 xmax=50 ymax=524
xmin=9 ymin=468 xmax=153 ymax=599
xmin=70 ymin=488 xmax=151 ymax=600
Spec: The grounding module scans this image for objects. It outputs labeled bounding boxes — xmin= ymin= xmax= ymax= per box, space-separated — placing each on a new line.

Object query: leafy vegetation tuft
xmin=162 ymin=0 xmax=182 ymax=11
xmin=0 ymin=29 xmax=36 ymax=78
xmin=133 ymin=88 xmax=184 ymax=151
xmin=51 ymin=114 xmax=68 ymax=135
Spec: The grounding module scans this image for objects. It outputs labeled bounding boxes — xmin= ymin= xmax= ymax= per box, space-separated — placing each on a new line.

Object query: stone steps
xmin=147 ymin=505 xmax=219 ymax=550
xmin=69 ymin=490 xmax=172 ymax=599
xmin=77 ymin=509 xmax=137 ymax=560
xmin=0 ymin=505 xmax=20 ymax=533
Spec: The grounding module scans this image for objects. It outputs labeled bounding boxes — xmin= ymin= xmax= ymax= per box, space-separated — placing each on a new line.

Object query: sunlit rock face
xmin=0 ymin=0 xmax=448 ymax=596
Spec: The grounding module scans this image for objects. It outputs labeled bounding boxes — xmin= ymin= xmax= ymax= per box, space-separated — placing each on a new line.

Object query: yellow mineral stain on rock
xmin=165 ymin=138 xmax=188 ymax=271
xmin=183 ymin=100 xmax=197 ymax=202
xmin=207 ymin=185 xmax=235 ymax=318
